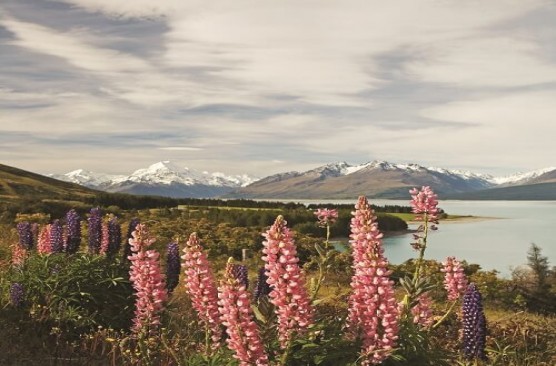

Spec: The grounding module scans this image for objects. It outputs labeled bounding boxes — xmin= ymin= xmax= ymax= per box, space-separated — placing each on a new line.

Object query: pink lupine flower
xmin=11 ymin=243 xmax=27 ymax=266
xmin=181 ymin=232 xmax=222 ymax=346
xmin=346 ymin=196 xmax=399 ymax=365
xmin=128 ymin=224 xmax=168 ymax=336
xmin=100 ymin=221 xmax=109 ymax=254
xmin=262 ymin=215 xmax=313 ymax=348
xmin=409 ymin=186 xmax=440 ymax=223
xmin=37 ymin=225 xmax=52 ymax=254
xmin=441 ymin=256 xmax=468 ymax=301
xmin=314 ymin=208 xmax=338 ymax=227
xmin=411 ymin=293 xmax=434 ymax=328
xmin=218 ymin=260 xmax=269 ymax=366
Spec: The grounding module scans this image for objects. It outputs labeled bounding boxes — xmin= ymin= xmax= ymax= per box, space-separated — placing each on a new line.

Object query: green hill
xmin=0 ymin=163 xmax=181 ymax=222
xmin=447 ymin=182 xmax=556 ymax=200
xmin=0 ymin=163 xmax=98 ymax=203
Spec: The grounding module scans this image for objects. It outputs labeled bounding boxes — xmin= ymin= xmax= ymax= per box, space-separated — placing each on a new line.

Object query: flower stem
xmin=413 ymin=212 xmax=429 ymax=285
xmin=432 ymin=299 xmax=457 ymax=329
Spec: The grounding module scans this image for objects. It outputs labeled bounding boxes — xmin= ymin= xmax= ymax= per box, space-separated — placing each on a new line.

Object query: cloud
xmin=1 ymin=0 xmax=555 ymax=177
xmin=158 ymin=146 xmax=202 ymax=151
xmin=419 ymin=91 xmax=556 ymax=170
xmin=406 ymin=37 xmax=556 ymax=88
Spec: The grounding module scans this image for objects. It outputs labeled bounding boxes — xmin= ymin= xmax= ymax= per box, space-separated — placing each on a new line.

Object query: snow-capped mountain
xmin=488 ymin=167 xmax=556 ymax=186
xmin=52 ymin=160 xmax=556 ymax=200
xmin=109 ymin=161 xmax=256 ymax=187
xmin=49 ymin=169 xmax=125 ymax=188
xmin=52 ymin=161 xmax=258 ymax=198
xmin=228 ymin=161 xmax=556 ymax=199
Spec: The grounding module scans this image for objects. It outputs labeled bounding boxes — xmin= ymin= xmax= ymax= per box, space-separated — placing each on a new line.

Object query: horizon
xmin=42 ymin=159 xmax=556 ymax=181
xmin=1 ymin=1 xmax=556 ymax=177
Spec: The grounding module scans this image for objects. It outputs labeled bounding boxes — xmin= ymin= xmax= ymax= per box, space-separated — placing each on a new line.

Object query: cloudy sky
xmin=1 ymin=0 xmax=556 ymax=178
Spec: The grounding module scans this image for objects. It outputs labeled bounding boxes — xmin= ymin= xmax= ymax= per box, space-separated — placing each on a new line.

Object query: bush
xmin=5 ymin=253 xmax=134 ymax=334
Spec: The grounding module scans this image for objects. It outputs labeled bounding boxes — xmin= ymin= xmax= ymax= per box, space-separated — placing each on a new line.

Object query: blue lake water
xmin=296 ymin=199 xmax=556 ymax=277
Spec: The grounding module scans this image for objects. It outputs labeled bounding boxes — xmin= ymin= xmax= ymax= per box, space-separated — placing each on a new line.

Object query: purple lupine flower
xmin=10 ymin=283 xmax=25 ymax=308
xmin=16 ymin=222 xmax=34 ymax=250
xmin=65 ymin=209 xmax=81 ymax=254
xmin=123 ymin=218 xmax=140 ymax=261
xmin=50 ymin=220 xmax=64 ymax=253
xmin=108 ymin=216 xmax=121 ymax=256
xmin=462 ymin=283 xmax=487 ymax=361
xmin=166 ymin=242 xmax=180 ymax=294
xmin=31 ymin=223 xmax=39 ymax=243
xmin=230 ymin=264 xmax=249 ymax=289
xmin=254 ymin=266 xmax=271 ymax=301
xmin=88 ymin=207 xmax=102 ymax=254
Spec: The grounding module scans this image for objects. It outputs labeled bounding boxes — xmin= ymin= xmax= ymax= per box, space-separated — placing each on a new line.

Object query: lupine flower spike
xmin=314 ymin=208 xmax=338 ymax=227
xmin=166 ymin=242 xmax=180 ymax=294
xmin=346 ymin=196 xmax=399 ymax=365
xmin=123 ymin=218 xmax=140 ymax=261
xmin=50 ymin=219 xmax=64 ymax=253
xmin=100 ymin=221 xmax=110 ymax=254
xmin=462 ymin=283 xmax=487 ymax=361
xmin=218 ymin=259 xmax=269 ymax=366
xmin=11 ymin=244 xmax=27 ymax=266
xmin=16 ymin=222 xmax=33 ymax=250
xmin=441 ymin=256 xmax=468 ymax=301
xmin=65 ymin=209 xmax=81 ymax=254
xmin=88 ymin=207 xmax=102 ymax=254
xmin=37 ymin=224 xmax=52 ymax=254
xmin=411 ymin=293 xmax=434 ymax=328
xmin=262 ymin=215 xmax=313 ymax=348
xmin=230 ymin=264 xmax=249 ymax=289
xmin=9 ymin=283 xmax=25 ymax=308
xmin=108 ymin=216 xmax=121 ymax=256
xmin=409 ymin=186 xmax=440 ymax=281
xmin=128 ymin=224 xmax=168 ymax=336
xmin=254 ymin=267 xmax=271 ymax=301
xmin=181 ymin=232 xmax=222 ymax=346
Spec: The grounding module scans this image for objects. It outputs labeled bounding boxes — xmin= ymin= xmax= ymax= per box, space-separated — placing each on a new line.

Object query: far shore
xmin=419 ymin=215 xmax=502 ymax=224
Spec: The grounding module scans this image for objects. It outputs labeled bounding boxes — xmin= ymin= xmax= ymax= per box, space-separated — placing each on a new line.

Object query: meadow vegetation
xmin=1 ymin=189 xmax=555 ymax=365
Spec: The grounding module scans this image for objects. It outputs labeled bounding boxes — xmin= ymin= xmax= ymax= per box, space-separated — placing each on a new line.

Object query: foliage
xmin=1 ymin=192 xmax=556 ymax=365
xmin=510 ymin=243 xmax=556 ymax=314
xmin=4 ymin=253 xmax=134 ymax=333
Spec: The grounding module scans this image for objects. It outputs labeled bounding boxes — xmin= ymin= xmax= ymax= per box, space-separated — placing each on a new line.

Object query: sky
xmin=1 ymin=0 xmax=556 ymax=178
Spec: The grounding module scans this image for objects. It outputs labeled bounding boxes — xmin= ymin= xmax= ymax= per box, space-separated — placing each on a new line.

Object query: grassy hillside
xmin=0 ymin=164 xmax=184 ymax=223
xmin=0 ymin=163 xmax=98 ymax=202
xmin=447 ymin=182 xmax=556 ymax=200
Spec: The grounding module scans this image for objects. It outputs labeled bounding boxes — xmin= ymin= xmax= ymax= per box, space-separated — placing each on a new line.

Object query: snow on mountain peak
xmin=489 ymin=167 xmax=556 ymax=185
xmin=53 ymin=161 xmax=258 ymax=189
xmin=48 ymin=169 xmax=123 ymax=187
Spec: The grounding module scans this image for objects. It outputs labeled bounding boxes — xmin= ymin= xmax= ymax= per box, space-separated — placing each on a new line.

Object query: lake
xmin=296 ymin=199 xmax=556 ymax=277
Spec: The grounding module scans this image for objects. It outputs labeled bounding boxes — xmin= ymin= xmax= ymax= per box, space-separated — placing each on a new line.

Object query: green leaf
xmin=251 ymin=304 xmax=267 ymax=323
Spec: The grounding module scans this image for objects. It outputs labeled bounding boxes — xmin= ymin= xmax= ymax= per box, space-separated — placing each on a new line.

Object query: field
xmin=1 ymin=191 xmax=555 ymax=365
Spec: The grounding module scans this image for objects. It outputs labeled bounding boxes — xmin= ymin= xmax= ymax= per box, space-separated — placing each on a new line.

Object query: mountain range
xmin=226 ymin=161 xmax=556 ymax=199
xmin=49 ymin=160 xmax=556 ymax=200
xmin=49 ymin=161 xmax=258 ymax=199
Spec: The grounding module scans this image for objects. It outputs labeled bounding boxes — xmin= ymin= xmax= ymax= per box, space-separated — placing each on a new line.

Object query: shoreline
xmin=419 ymin=215 xmax=501 ymax=225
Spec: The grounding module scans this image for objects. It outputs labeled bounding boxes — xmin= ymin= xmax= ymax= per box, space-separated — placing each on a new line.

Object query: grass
xmin=177 ymin=204 xmax=281 ymax=212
